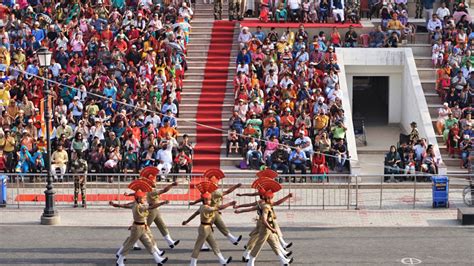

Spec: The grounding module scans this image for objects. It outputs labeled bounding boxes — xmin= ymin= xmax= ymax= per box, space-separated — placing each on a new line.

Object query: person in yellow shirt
xmin=0 ymin=83 xmax=10 ymax=107
xmin=312 ymin=110 xmax=329 ymax=135
xmin=50 ymin=144 xmax=69 ymax=182
xmin=387 ymin=13 xmax=405 ymax=37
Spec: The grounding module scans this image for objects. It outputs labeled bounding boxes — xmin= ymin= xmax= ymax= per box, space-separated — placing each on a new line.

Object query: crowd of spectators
xmin=428 ymin=2 xmax=474 ymax=170
xmin=256 ymin=0 xmax=360 ymax=24
xmin=229 ymin=24 xmax=349 ymax=182
xmin=384 ymin=122 xmax=439 ymax=182
xmin=0 ymin=0 xmax=195 ymax=182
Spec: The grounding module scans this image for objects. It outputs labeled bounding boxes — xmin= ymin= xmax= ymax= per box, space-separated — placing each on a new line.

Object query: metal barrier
xmin=2 ymin=173 xmax=472 ymax=210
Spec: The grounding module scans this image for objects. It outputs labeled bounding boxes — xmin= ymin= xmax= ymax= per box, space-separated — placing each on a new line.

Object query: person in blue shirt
xmin=421 ymin=0 xmax=435 ymax=24
xmin=103 ymin=81 xmax=117 ymax=100
xmin=236 ymin=47 xmax=252 ymax=66
xmin=162 ymin=109 xmax=177 ymax=128
xmin=289 ymin=146 xmax=307 ymax=177
xmin=25 ymin=61 xmax=39 ymax=80
xmin=253 ymin=26 xmax=266 ymax=42
xmin=161 ymin=98 xmax=178 ymax=116
xmin=31 ymin=21 xmax=45 ymax=43
xmin=264 ymin=121 xmax=280 ymax=140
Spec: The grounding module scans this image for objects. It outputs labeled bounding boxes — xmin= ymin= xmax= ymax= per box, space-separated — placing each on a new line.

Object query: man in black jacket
xmin=270 ymin=145 xmax=290 ymax=179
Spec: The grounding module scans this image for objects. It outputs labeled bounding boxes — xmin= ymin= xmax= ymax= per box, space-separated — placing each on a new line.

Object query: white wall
xmin=336 ymin=48 xmax=447 ymax=174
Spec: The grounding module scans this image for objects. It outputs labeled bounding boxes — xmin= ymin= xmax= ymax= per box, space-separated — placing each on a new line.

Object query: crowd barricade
xmin=2 ymin=173 xmax=472 ymax=209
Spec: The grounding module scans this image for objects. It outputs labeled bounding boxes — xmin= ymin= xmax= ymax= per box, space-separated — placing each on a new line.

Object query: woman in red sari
xmin=311 ymin=146 xmax=329 ymax=182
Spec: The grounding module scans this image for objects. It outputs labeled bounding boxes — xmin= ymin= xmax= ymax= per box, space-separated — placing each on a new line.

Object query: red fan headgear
xmin=140 ymin=166 xmax=159 ymax=181
xmin=196 ymin=181 xmax=219 ymax=195
xmin=263 ymin=190 xmax=274 ymax=199
xmin=252 ymin=178 xmax=282 ymax=194
xmin=128 ymin=179 xmax=153 ymax=193
xmin=203 ymin=169 xmax=225 ymax=183
xmin=201 ymin=192 xmax=212 ymax=199
xmin=256 ymin=169 xmax=278 ymax=179
xmin=135 ymin=190 xmax=146 ymax=198
xmin=140 ymin=177 xmax=156 ymax=188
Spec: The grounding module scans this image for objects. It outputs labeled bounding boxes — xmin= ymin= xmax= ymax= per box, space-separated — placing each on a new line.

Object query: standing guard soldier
xmin=189 ymin=169 xmax=242 ymax=250
xmin=214 ymin=0 xmax=223 ymax=20
xmin=71 ymin=153 xmax=88 ymax=208
xmin=110 ymin=178 xmax=169 ymax=266
xmin=229 ymin=0 xmax=240 ymax=21
xmin=239 ymin=0 xmax=247 ymax=20
xmin=182 ymin=180 xmax=236 ymax=266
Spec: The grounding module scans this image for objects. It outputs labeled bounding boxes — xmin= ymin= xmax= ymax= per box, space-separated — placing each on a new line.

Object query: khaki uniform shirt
xmin=200 ymin=205 xmax=217 ymax=224
xmin=132 ymin=202 xmax=149 ymax=224
xmin=147 ymin=189 xmax=160 ymax=205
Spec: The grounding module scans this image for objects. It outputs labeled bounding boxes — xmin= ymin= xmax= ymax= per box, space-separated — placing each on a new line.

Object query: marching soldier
xmin=182 ymin=181 xmax=236 ymax=266
xmin=71 ymin=154 xmax=88 ymax=208
xmin=127 ymin=167 xmax=181 ymax=249
xmin=245 ymin=189 xmax=293 ymax=266
xmin=214 ymin=0 xmax=223 ymax=20
xmin=189 ymin=169 xmax=242 ymax=250
xmin=110 ymin=189 xmax=169 ymax=266
xmin=235 ymin=191 xmax=293 ymax=262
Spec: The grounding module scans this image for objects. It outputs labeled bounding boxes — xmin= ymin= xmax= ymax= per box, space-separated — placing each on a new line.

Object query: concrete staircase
xmin=179 ymin=1 xmax=243 ymax=173
xmin=408 ymin=33 xmax=467 ymax=174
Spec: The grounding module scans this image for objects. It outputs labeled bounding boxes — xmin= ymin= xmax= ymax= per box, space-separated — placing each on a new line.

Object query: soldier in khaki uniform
xmin=127 ymin=180 xmax=181 ymax=249
xmin=246 ymin=190 xmax=293 ymax=266
xmin=235 ymin=190 xmax=293 ymax=262
xmin=110 ymin=190 xmax=169 ymax=266
xmin=190 ymin=169 xmax=243 ymax=250
xmin=183 ymin=187 xmax=236 ymax=266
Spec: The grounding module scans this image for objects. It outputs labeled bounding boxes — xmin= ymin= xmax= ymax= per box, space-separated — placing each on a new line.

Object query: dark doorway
xmin=352 ymin=76 xmax=389 ymax=125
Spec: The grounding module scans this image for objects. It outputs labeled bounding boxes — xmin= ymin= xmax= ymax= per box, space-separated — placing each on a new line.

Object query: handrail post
xmin=347 ymin=174 xmax=350 ymax=210
xmin=288 ymin=176 xmax=291 ymax=210
xmin=16 ymin=177 xmax=20 ymax=209
xmin=379 ymin=174 xmax=383 ymax=209
xmin=322 ymin=179 xmax=325 ymax=210
xmin=413 ymin=173 xmax=417 ymax=209
xmin=355 ymin=175 xmax=359 ymax=210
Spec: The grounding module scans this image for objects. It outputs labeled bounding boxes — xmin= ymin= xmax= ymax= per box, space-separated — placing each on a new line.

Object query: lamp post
xmin=38 ymin=47 xmax=60 ymax=225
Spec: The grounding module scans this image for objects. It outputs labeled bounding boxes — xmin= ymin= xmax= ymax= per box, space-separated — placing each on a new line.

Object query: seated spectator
xmin=384 ymin=145 xmax=402 ymax=180
xmin=245 ymin=137 xmax=263 ymax=169
xmin=369 ymin=26 xmax=386 ymax=48
xmin=289 ymin=146 xmax=307 ymax=180
xmin=427 ymin=14 xmax=442 ymax=34
xmin=332 ymin=139 xmax=347 ymax=172
xmin=156 ymin=142 xmax=173 ymax=180
xmin=344 ymin=25 xmax=358 ymax=47
xmin=311 ymin=146 xmax=328 ymax=182
xmin=386 ymin=32 xmax=400 ymax=47
xmin=50 ymin=144 xmax=68 ymax=182
xmin=386 ymin=13 xmax=405 ymax=37
xmin=331 ymin=0 xmax=345 ymax=23
xmin=173 ymin=150 xmax=192 ymax=175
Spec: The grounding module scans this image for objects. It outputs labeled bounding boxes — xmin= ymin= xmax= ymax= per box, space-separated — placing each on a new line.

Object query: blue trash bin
xmin=431 ymin=176 xmax=449 ymax=208
xmin=0 ymin=175 xmax=6 ymax=207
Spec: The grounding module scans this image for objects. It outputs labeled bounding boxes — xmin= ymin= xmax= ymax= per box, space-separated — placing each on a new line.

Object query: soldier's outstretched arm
xmin=223 ymin=183 xmax=242 ymax=196
xmin=234 ymin=201 xmax=258 ymax=209
xmin=149 ymin=200 xmax=169 ymax=210
xmin=218 ymin=200 xmax=237 ymax=210
xmin=182 ymin=210 xmax=200 ymax=225
xmin=273 ymin=193 xmax=293 ymax=206
xmin=109 ymin=201 xmax=134 ymax=209
xmin=158 ymin=181 xmax=178 ymax=195
xmin=236 ymin=192 xmax=259 ymax=197
xmin=234 ymin=206 xmax=258 ymax=214
xmin=188 ymin=198 xmax=203 ymax=205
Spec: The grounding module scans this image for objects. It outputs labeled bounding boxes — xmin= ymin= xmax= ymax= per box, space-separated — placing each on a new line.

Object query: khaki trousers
xmin=147 ymin=208 xmax=170 ymax=236
xmin=191 ymin=225 xmax=220 ymax=258
xmin=249 ymin=226 xmax=280 ymax=258
xmin=212 ymin=212 xmax=230 ymax=236
xmin=120 ymin=225 xmax=155 ymax=256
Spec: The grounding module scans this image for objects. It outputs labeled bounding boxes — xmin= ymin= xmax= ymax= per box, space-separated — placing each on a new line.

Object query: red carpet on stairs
xmin=192 ymin=21 xmax=236 ymax=175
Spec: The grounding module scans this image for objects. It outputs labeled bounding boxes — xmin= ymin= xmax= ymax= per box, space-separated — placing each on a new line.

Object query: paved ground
xmin=0 ymin=226 xmax=472 ymax=265
xmin=0 ymin=208 xmax=463 ymax=227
